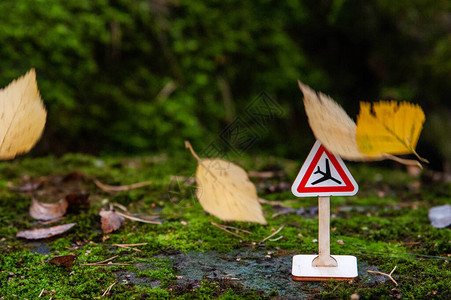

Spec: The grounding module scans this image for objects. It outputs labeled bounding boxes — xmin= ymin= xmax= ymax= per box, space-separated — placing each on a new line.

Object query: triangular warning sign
xmin=292 ymin=140 xmax=358 ymax=197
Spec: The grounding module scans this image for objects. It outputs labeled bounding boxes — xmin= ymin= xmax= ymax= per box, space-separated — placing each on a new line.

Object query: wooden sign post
xmin=291 ymin=140 xmax=358 ymax=281
xmin=313 ymin=196 xmax=337 ymax=267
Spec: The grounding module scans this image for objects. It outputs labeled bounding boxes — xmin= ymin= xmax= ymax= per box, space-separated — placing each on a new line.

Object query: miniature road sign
xmin=291 ymin=140 xmax=358 ymax=197
xmin=291 ymin=140 xmax=358 ymax=281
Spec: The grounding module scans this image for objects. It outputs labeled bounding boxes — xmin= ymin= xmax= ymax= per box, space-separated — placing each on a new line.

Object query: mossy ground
xmin=0 ymin=152 xmax=450 ymax=299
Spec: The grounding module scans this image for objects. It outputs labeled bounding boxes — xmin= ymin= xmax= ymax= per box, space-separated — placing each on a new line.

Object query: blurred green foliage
xmin=0 ymin=0 xmax=449 ymax=165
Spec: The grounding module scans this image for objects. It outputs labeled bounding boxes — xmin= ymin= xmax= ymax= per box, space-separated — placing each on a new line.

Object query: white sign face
xmin=291 ymin=140 xmax=358 ymax=197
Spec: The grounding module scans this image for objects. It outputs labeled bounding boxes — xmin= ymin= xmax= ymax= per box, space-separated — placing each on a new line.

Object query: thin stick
xmin=81 ymin=255 xmax=120 ymax=265
xmin=93 ymin=178 xmax=152 ymax=193
xmin=112 ymin=243 xmax=147 ymax=252
xmin=38 ymin=288 xmax=45 ymax=297
xmin=115 ymin=211 xmax=162 ymax=225
xmin=112 ymin=243 xmax=148 ymax=247
xmin=269 ymin=235 xmax=284 ymax=242
xmin=271 ymin=209 xmax=296 ymax=219
xmin=258 ymin=198 xmax=287 ymax=206
xmin=83 ymin=263 xmax=130 ymax=266
xmin=367 ymin=265 xmax=398 ymax=286
xmin=216 ymin=224 xmax=252 ymax=235
xmin=102 ymin=282 xmax=117 ymax=296
xmin=114 ymin=245 xmax=141 ymax=252
xmin=211 ymin=222 xmax=244 ymax=239
xmin=111 ymin=202 xmax=128 ymax=212
xmin=259 ymin=225 xmax=284 ymax=244
xmin=222 ymin=274 xmax=239 ymax=280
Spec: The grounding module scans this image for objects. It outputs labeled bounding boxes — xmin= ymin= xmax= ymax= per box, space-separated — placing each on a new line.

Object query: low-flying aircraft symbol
xmin=311 ymin=158 xmax=342 ymax=185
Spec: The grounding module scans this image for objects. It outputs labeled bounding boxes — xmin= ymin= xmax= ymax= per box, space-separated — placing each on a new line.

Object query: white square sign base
xmin=292 ymin=255 xmax=358 ymax=281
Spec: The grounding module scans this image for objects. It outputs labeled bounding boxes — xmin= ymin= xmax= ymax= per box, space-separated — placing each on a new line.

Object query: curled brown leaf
xmin=29 ymin=198 xmax=68 ymax=221
xmin=47 ymin=254 xmax=77 ymax=268
xmin=99 ymin=209 xmax=124 ymax=234
xmin=16 ymin=223 xmax=76 ymax=240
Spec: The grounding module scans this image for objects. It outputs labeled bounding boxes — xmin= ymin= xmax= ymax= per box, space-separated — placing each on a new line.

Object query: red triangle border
xmin=292 ymin=141 xmax=358 ymax=197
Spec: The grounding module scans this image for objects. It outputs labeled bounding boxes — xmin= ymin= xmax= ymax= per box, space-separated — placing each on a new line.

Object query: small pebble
xmin=350 ymin=293 xmax=360 ymax=300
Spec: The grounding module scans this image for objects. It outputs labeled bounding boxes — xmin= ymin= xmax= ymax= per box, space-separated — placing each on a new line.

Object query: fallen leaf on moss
xmin=29 ymin=198 xmax=68 ymax=221
xmin=99 ymin=209 xmax=125 ymax=234
xmin=186 ymin=141 xmax=267 ymax=224
xmin=0 ymin=69 xmax=47 ymax=160
xmin=93 ymin=178 xmax=152 ymax=194
xmin=47 ymin=255 xmax=77 ymax=268
xmin=16 ymin=223 xmax=76 ymax=240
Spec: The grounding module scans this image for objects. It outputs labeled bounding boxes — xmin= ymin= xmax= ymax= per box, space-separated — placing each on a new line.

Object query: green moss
xmin=0 ymin=153 xmax=450 ymax=298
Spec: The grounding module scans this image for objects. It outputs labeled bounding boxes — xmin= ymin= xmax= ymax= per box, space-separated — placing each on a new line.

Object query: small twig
xmin=216 ymin=224 xmax=252 ymax=235
xmin=115 ymin=211 xmax=162 ymax=225
xmin=258 ymin=198 xmax=283 ymax=206
xmin=112 ymin=243 xmax=148 ymax=247
xmin=258 ymin=198 xmax=295 ymax=207
xmin=102 ymin=282 xmax=117 ymax=297
xmin=111 ymin=202 xmax=128 ymax=212
xmin=38 ymin=288 xmax=45 ymax=297
xmin=114 ymin=245 xmax=141 ymax=252
xmin=269 ymin=235 xmax=284 ymax=242
xmin=211 ymin=222 xmax=244 ymax=239
xmin=84 ymin=263 xmax=130 ymax=266
xmin=93 ymin=178 xmax=152 ymax=194
xmin=271 ymin=208 xmax=296 ymax=219
xmin=259 ymin=225 xmax=284 ymax=244
xmin=81 ymin=255 xmax=119 ymax=265
xmin=221 ymin=274 xmax=239 ymax=280
xmin=367 ymin=265 xmax=398 ymax=286
xmin=112 ymin=243 xmax=147 ymax=252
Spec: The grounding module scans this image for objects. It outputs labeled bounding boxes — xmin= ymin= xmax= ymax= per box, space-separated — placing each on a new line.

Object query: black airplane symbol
xmin=311 ymin=158 xmax=342 ymax=185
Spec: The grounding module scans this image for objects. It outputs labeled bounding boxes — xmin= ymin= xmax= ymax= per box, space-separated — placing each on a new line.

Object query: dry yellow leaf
xmin=299 ymin=81 xmax=384 ymax=161
xmin=299 ymin=81 xmax=425 ymax=166
xmin=186 ymin=141 xmax=267 ymax=224
xmin=0 ymin=69 xmax=47 ymax=159
xmin=356 ymin=101 xmax=425 ymax=158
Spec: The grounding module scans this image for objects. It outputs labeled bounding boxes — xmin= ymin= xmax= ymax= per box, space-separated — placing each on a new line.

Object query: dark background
xmin=0 ymin=0 xmax=449 ymax=169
